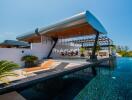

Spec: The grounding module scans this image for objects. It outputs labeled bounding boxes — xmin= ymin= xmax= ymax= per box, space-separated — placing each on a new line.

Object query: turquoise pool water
xmin=75 ymin=57 xmax=132 ymax=100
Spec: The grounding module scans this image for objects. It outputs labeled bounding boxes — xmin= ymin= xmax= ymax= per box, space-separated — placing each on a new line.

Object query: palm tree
xmin=0 ymin=60 xmax=19 ymax=84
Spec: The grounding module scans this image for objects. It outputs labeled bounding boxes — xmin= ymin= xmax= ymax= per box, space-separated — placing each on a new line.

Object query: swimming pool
xmin=74 ymin=57 xmax=132 ymax=100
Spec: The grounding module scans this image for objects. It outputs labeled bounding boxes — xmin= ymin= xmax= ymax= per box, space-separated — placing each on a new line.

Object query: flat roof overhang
xmin=17 ymin=11 xmax=107 ymax=43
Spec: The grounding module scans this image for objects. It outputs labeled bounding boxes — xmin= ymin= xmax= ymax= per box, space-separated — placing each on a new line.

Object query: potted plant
xmin=21 ymin=55 xmax=38 ymax=68
xmin=0 ymin=60 xmax=19 ymax=84
xmin=96 ymin=44 xmax=101 ymax=56
xmin=80 ymin=47 xmax=85 ymax=57
xmin=90 ymin=43 xmax=101 ymax=60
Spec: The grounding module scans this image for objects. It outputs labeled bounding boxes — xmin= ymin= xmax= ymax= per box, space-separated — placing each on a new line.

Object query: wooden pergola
xmin=67 ymin=36 xmax=113 ymax=47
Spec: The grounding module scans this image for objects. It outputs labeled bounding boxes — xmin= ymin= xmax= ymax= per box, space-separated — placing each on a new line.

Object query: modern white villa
xmin=0 ymin=11 xmax=116 ymax=99
xmin=0 ymin=11 xmax=114 ymax=67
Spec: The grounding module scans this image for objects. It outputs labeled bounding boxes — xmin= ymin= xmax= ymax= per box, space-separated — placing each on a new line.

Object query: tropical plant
xmin=96 ymin=44 xmax=101 ymax=52
xmin=80 ymin=47 xmax=85 ymax=57
xmin=111 ymin=45 xmax=116 ymax=51
xmin=95 ymin=43 xmax=101 ymax=55
xmin=116 ymin=45 xmax=129 ymax=52
xmin=0 ymin=60 xmax=19 ymax=84
xmin=21 ymin=55 xmax=38 ymax=67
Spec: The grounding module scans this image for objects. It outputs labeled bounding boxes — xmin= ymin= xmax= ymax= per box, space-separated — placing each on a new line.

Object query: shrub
xmin=21 ymin=55 xmax=38 ymax=67
xmin=80 ymin=47 xmax=85 ymax=57
xmin=21 ymin=55 xmax=38 ymax=62
xmin=118 ymin=51 xmax=132 ymax=57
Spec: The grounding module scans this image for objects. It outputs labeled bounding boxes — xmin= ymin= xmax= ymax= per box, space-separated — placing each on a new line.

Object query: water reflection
xmin=75 ymin=57 xmax=132 ymax=100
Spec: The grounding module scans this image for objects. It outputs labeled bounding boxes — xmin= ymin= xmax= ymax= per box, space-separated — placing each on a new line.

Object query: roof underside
xmin=17 ymin=11 xmax=107 ymax=43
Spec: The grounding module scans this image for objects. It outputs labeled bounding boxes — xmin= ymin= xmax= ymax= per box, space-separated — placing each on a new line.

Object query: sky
xmin=0 ymin=0 xmax=132 ymax=49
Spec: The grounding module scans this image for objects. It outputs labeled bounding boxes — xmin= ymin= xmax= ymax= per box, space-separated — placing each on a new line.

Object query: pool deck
xmin=0 ymin=57 xmax=113 ymax=95
xmin=0 ymin=91 xmax=26 ymax=100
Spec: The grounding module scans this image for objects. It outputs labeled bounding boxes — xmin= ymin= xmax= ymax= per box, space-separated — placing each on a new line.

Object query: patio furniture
xmin=23 ymin=59 xmax=55 ymax=72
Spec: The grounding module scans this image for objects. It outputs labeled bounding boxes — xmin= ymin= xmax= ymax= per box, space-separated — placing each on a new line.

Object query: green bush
xmin=21 ymin=55 xmax=38 ymax=62
xmin=80 ymin=47 xmax=85 ymax=57
xmin=118 ymin=51 xmax=132 ymax=57
xmin=21 ymin=55 xmax=38 ymax=67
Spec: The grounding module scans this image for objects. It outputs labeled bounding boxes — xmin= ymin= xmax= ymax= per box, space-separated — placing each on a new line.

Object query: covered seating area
xmin=16 ymin=10 xmax=111 ymax=79
xmin=52 ymin=35 xmax=114 ymax=58
xmin=17 ymin=11 xmax=107 ymax=60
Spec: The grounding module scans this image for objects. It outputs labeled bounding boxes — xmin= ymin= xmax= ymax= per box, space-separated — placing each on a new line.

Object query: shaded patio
xmin=17 ymin=11 xmax=107 ymax=60
xmin=52 ymin=35 xmax=114 ymax=59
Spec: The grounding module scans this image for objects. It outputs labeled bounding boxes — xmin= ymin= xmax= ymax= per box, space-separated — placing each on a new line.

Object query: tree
xmin=116 ymin=45 xmax=121 ymax=52
xmin=124 ymin=46 xmax=129 ymax=51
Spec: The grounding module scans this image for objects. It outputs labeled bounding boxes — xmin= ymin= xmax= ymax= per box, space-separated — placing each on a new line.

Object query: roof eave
xmin=17 ymin=12 xmax=86 ymax=40
xmin=85 ymin=11 xmax=107 ymax=34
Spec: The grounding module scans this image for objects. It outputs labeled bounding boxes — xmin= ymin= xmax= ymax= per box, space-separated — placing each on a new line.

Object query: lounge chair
xmin=23 ymin=59 xmax=55 ymax=72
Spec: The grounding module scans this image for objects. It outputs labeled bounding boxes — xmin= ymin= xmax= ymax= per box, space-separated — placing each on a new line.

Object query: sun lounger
xmin=23 ymin=59 xmax=55 ymax=72
xmin=34 ymin=62 xmax=69 ymax=74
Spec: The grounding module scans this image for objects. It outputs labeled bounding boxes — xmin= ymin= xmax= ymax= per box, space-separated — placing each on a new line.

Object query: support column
xmin=47 ymin=38 xmax=58 ymax=59
xmin=91 ymin=32 xmax=100 ymax=60
xmin=90 ymin=32 xmax=99 ymax=76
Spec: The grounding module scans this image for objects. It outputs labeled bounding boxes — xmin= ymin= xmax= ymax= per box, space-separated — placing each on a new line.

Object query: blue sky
xmin=0 ymin=0 xmax=132 ymax=49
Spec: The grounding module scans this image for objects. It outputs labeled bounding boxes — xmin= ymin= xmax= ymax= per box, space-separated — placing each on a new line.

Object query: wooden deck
xmin=0 ymin=57 xmax=113 ymax=95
